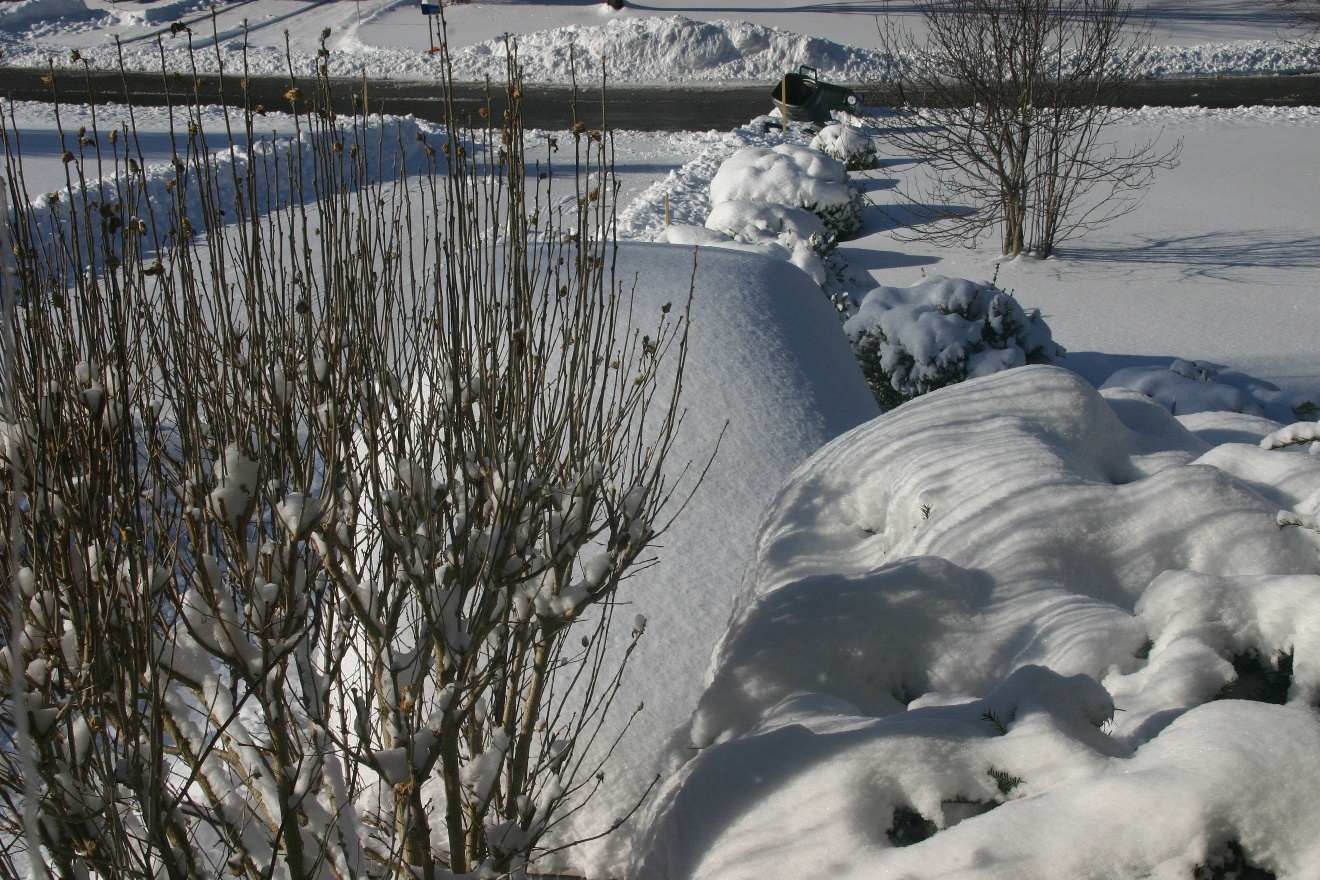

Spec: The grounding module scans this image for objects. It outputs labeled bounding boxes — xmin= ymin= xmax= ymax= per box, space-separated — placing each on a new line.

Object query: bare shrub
xmin=0 ymin=20 xmax=695 ymax=880
xmin=873 ymin=0 xmax=1181 ymax=257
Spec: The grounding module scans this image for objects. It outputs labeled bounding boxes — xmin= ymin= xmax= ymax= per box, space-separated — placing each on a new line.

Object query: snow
xmin=810 ymin=122 xmax=877 ymax=170
xmin=10 ymin=1 xmax=1320 ymax=878
xmin=844 ymin=275 xmax=1063 ymax=406
xmin=631 ymin=366 xmax=1320 ymax=879
xmin=0 ymin=0 xmax=1316 ymax=83
xmin=709 ymin=143 xmax=863 ymax=238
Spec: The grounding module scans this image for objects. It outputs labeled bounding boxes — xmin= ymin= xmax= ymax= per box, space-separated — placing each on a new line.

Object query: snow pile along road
xmin=1 ymin=0 xmax=1319 ymax=82
xmin=630 ymin=365 xmax=1320 ymax=880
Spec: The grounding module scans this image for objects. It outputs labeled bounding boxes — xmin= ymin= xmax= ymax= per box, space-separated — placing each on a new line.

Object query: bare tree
xmin=873 ymin=0 xmax=1181 ymax=257
xmin=1275 ymin=0 xmax=1320 ymax=35
xmin=0 ymin=17 xmax=698 ymax=880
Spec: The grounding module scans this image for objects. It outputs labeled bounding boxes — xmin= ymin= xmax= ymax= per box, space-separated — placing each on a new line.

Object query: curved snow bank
xmin=558 ymin=243 xmax=878 ymax=876
xmin=0 ymin=0 xmax=102 ymax=29
xmin=19 ymin=105 xmax=443 ymax=250
xmin=630 ymin=365 xmax=1320 ymax=880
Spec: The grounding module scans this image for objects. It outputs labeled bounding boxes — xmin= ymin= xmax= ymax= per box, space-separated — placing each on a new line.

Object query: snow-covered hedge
xmin=809 ymin=122 xmax=878 ymax=170
xmin=709 ymin=143 xmax=865 ymax=239
xmin=843 ymin=275 xmax=1063 ymax=409
xmin=630 ymin=365 xmax=1320 ymax=880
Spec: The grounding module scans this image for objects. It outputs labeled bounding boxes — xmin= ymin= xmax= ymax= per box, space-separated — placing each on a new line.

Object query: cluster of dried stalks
xmin=0 ymin=20 xmax=693 ymax=880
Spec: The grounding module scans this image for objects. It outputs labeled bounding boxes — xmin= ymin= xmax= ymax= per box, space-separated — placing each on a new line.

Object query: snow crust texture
xmin=630 ymin=365 xmax=1320 ymax=880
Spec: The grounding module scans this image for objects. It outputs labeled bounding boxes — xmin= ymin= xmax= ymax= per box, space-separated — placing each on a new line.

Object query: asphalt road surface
xmin=3 ymin=66 xmax=1320 ymax=131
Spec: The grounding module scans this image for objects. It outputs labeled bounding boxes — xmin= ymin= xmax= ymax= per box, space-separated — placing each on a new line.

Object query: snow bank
xmin=0 ymin=0 xmax=102 ymax=29
xmin=630 ymin=365 xmax=1320 ymax=880
xmin=5 ymin=9 xmax=1320 ymax=82
xmin=559 ymin=242 xmax=878 ymax=876
xmin=446 ymin=17 xmax=897 ymax=84
xmin=18 ymin=107 xmax=443 ymax=255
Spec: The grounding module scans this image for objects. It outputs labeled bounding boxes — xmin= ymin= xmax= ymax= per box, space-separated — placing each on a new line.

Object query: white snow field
xmin=0 ymin=0 xmax=1318 ymax=82
xmin=8 ymin=1 xmax=1320 ymax=879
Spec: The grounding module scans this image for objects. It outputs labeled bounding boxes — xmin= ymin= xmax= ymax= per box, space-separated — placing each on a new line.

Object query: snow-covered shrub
xmin=0 ymin=38 xmax=695 ymax=880
xmin=843 ymin=275 xmax=1063 ymax=409
xmin=631 ymin=366 xmax=1320 ymax=880
xmin=710 ymin=143 xmax=865 ymax=239
xmin=810 ymin=122 xmax=878 ymax=170
xmin=1103 ymin=358 xmax=1320 ymax=423
xmin=704 ymin=200 xmax=831 ymax=286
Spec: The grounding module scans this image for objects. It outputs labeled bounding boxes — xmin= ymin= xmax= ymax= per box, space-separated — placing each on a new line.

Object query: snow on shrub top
xmin=705 ymin=199 xmax=828 ymax=248
xmin=809 ymin=122 xmax=877 ymax=170
xmin=631 ymin=365 xmax=1320 ymax=880
xmin=703 ymin=200 xmax=831 ymax=286
xmin=654 ymin=223 xmax=792 ymax=261
xmin=709 ymin=143 xmax=864 ymax=238
xmin=844 ymin=275 xmax=1063 ymax=409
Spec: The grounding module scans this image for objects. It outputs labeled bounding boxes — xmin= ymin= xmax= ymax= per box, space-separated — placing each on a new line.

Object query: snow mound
xmin=810 ymin=123 xmax=877 ymax=170
xmin=710 ymin=143 xmax=864 ymax=239
xmin=448 ymin=17 xmax=896 ymax=84
xmin=630 ymin=365 xmax=1320 ymax=880
xmin=0 ymin=0 xmax=103 ymax=29
xmin=703 ymin=200 xmax=830 ymax=286
xmin=618 ymin=124 xmax=785 ymax=242
xmin=20 ymin=108 xmax=443 ymax=254
xmin=1130 ymin=38 xmax=1320 ymax=77
xmin=3 ymin=8 xmax=1320 ymax=82
xmin=1103 ymin=358 xmax=1320 ymax=424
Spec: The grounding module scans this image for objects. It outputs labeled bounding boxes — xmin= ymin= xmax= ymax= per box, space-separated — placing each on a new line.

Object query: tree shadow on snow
xmin=1057 ymin=352 xmax=1181 ymax=388
xmin=1063 ymin=230 xmax=1320 ymax=280
xmin=866 ymin=202 xmax=975 ymax=234
xmin=836 ymin=243 xmax=939 ymax=272
xmin=856 ymin=176 xmax=898 ymax=194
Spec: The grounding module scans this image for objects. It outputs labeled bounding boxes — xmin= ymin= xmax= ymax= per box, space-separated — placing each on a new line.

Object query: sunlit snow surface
xmin=0 ymin=0 xmax=1317 ymax=81
xmin=9 ymin=1 xmax=1320 ymax=875
xmin=631 ymin=365 xmax=1320 ymax=880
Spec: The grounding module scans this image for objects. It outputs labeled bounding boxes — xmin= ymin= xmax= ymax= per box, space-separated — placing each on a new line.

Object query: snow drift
xmin=630 ymin=365 xmax=1320 ymax=880
xmin=560 ymin=242 xmax=878 ymax=875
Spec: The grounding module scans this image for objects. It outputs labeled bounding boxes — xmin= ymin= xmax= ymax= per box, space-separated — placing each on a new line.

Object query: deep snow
xmin=7 ymin=1 xmax=1320 ymax=879
xmin=632 ymin=366 xmax=1320 ymax=879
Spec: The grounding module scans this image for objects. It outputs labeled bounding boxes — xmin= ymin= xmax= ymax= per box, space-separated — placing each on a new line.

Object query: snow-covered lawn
xmin=7 ymin=2 xmax=1320 ymax=879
